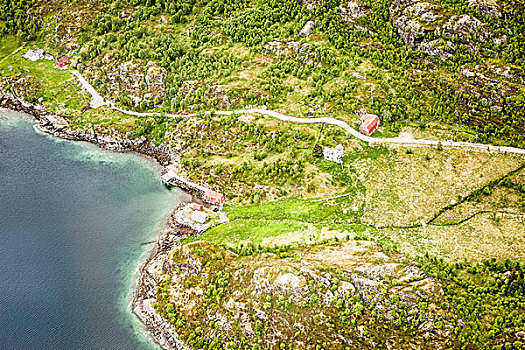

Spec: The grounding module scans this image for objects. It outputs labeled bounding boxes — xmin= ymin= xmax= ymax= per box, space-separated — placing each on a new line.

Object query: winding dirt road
xmin=71 ymin=70 xmax=107 ymax=108
xmin=73 ymin=71 xmax=525 ymax=155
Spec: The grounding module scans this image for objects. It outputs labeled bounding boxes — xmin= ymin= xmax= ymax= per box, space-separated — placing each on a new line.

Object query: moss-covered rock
xmin=153 ymin=240 xmax=457 ymax=349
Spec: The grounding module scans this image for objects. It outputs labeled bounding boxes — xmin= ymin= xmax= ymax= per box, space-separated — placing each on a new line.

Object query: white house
xmin=22 ymin=49 xmax=44 ymax=62
xmin=323 ymin=144 xmax=344 ymax=163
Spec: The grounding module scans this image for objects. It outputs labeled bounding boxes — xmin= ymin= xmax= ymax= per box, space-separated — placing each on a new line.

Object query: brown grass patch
xmin=358 ymin=146 xmax=524 ymax=227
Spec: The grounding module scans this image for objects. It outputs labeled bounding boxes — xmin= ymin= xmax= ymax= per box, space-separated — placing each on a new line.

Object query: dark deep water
xmin=0 ymin=109 xmax=189 ymax=349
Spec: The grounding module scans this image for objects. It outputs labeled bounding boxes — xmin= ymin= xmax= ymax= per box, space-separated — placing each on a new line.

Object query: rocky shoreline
xmin=0 ymin=92 xmax=175 ymax=164
xmin=132 ymin=217 xmax=192 ymax=350
xmin=0 ymin=91 xmax=193 ymax=350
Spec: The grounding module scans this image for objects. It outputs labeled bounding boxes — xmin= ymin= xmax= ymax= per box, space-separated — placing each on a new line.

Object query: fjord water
xmin=0 ymin=109 xmax=188 ymax=349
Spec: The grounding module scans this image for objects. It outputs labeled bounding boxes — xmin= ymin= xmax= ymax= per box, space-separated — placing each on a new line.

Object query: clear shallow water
xmin=0 ymin=109 xmax=189 ymax=349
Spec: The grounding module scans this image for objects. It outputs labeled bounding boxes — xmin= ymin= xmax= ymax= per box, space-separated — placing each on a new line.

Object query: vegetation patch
xmin=152 ymin=240 xmax=525 ymax=350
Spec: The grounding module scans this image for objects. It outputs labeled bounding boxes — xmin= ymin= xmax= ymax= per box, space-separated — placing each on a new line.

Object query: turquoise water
xmin=0 ymin=109 xmax=189 ymax=349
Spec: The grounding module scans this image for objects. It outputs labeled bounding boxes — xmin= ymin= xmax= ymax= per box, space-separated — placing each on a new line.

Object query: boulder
xmin=468 ymin=0 xmax=501 ymax=17
xmin=389 ymin=0 xmax=495 ymax=59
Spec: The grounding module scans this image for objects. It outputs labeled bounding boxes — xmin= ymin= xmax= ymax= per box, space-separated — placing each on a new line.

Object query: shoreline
xmin=132 ymin=203 xmax=194 ymax=350
xmin=0 ymin=91 xmax=195 ymax=350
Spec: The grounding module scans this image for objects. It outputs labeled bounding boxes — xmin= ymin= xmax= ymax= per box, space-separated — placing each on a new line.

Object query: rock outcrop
xmin=389 ymin=0 xmax=499 ymax=60
xmin=339 ymin=1 xmax=366 ymax=22
xmin=339 ymin=1 xmax=373 ymax=33
xmin=468 ymin=0 xmax=501 ymax=18
xmin=87 ymin=58 xmax=167 ymax=106
xmin=148 ymin=240 xmax=459 ymax=349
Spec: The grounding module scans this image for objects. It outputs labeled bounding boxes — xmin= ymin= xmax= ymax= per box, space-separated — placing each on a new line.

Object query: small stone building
xmin=190 ymin=211 xmax=209 ymax=224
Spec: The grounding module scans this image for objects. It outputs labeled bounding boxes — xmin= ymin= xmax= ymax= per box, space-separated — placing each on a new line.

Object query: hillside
xmin=1 ymin=0 xmax=525 ymax=349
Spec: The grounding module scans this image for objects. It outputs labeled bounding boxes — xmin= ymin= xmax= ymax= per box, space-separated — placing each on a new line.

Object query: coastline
xmin=0 ymin=91 xmax=194 ymax=350
xmin=132 ymin=211 xmax=192 ymax=350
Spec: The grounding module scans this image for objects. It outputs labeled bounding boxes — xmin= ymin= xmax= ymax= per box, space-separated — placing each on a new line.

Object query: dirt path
xmin=72 ymin=71 xmax=525 ymax=155
xmin=71 ymin=70 xmax=107 ymax=108
xmin=0 ymin=46 xmax=22 ymax=65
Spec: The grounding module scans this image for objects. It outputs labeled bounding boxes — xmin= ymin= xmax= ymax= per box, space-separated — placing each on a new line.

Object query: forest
xmin=76 ymin=0 xmax=525 ymax=146
xmin=0 ymin=0 xmax=40 ymax=39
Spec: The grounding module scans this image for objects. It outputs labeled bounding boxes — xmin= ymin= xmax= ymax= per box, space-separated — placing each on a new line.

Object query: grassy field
xmin=182 ymin=219 xmax=309 ymax=246
xmin=0 ymin=39 xmax=89 ymax=111
xmin=359 ymin=145 xmax=525 ymax=227
xmin=184 ymin=145 xmax=525 ymax=263
xmin=387 ymin=212 xmax=525 ymax=263
xmin=0 ymin=36 xmax=21 ymax=63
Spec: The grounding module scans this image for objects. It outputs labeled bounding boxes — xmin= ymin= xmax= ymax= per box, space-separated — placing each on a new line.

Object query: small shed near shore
xmin=204 ymin=189 xmax=225 ymax=205
xmin=190 ymin=203 xmax=203 ymax=211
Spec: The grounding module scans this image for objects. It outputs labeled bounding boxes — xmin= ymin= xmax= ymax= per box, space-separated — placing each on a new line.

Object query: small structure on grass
xmin=323 ymin=144 xmax=344 ymax=164
xmin=218 ymin=212 xmax=230 ymax=224
xmin=359 ymin=114 xmax=380 ymax=136
xmin=44 ymin=53 xmax=54 ymax=60
xmin=191 ymin=211 xmax=209 ymax=224
xmin=22 ymin=48 xmax=44 ymax=61
xmin=55 ymin=55 xmax=70 ymax=70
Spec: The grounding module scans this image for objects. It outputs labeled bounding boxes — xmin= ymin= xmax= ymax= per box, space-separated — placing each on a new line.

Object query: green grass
xmin=0 ymin=43 xmax=90 ymax=110
xmin=0 ymin=48 xmax=69 ymax=84
xmin=181 ymin=219 xmax=308 ymax=246
xmin=0 ymin=35 xmax=21 ymax=62
xmin=227 ymin=193 xmax=362 ymax=224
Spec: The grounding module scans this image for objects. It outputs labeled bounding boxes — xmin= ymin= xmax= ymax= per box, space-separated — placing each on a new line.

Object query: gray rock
xmin=468 ymin=0 xmax=501 ymax=18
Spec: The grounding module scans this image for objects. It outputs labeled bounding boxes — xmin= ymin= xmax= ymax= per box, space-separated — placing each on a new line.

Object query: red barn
xmin=204 ymin=189 xmax=225 ymax=205
xmin=55 ymin=55 xmax=70 ymax=69
xmin=359 ymin=114 xmax=380 ymax=136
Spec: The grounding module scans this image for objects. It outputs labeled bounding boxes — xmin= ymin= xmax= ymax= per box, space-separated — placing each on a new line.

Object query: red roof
xmin=190 ymin=203 xmax=203 ymax=211
xmin=204 ymin=189 xmax=225 ymax=204
xmin=55 ymin=55 xmax=69 ymax=68
xmin=359 ymin=114 xmax=380 ymax=136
